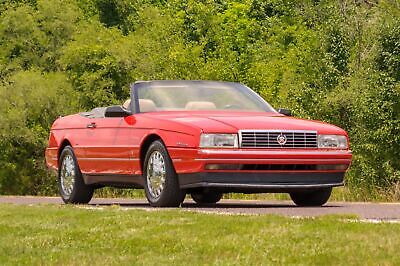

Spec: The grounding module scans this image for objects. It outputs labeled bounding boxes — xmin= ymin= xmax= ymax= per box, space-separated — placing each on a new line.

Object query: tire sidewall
xmin=290 ymin=188 xmax=332 ymax=207
xmin=143 ymin=140 xmax=183 ymax=206
xmin=191 ymin=191 xmax=223 ymax=204
xmin=58 ymin=146 xmax=81 ymax=203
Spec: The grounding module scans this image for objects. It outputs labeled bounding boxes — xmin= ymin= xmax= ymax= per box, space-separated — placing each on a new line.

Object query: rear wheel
xmin=290 ymin=188 xmax=332 ymax=207
xmin=191 ymin=191 xmax=223 ymax=205
xmin=143 ymin=140 xmax=185 ymax=207
xmin=58 ymin=146 xmax=94 ymax=204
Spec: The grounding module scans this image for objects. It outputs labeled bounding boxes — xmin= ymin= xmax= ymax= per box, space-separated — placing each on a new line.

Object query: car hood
xmin=145 ymin=112 xmax=347 ymax=135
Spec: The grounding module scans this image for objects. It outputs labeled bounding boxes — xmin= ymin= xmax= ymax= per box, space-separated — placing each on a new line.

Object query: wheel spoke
xmin=146 ymin=151 xmax=166 ymax=199
xmin=60 ymin=154 xmax=75 ymax=196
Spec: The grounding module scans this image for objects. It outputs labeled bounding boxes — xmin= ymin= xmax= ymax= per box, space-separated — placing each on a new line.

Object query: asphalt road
xmin=1 ymin=196 xmax=400 ymax=221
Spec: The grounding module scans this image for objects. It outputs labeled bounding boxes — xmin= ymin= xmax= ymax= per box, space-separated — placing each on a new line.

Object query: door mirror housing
xmin=278 ymin=108 xmax=292 ymax=116
xmin=105 ymin=105 xmax=132 ymax=117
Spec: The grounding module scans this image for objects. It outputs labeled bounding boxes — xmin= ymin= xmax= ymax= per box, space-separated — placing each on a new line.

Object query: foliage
xmin=0 ymin=0 xmax=399 ymax=198
xmin=0 ymin=70 xmax=78 ymax=194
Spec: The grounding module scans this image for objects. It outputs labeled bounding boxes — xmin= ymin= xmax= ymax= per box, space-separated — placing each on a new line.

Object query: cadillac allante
xmin=45 ymin=80 xmax=352 ymax=207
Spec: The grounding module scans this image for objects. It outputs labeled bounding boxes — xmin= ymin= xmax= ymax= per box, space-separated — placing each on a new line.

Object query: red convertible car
xmin=45 ymin=80 xmax=352 ymax=207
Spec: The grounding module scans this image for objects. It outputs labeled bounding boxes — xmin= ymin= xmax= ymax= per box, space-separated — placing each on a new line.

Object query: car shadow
xmin=89 ymin=201 xmax=340 ymax=209
xmin=181 ymin=202 xmax=340 ymax=209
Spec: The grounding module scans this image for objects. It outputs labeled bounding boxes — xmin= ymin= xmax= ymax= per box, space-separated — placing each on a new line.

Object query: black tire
xmin=290 ymin=188 xmax=332 ymax=207
xmin=191 ymin=191 xmax=223 ymax=205
xmin=143 ymin=140 xmax=185 ymax=207
xmin=58 ymin=146 xmax=94 ymax=204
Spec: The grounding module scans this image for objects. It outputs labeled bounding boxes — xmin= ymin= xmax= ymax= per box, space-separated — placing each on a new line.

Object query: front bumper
xmin=179 ymin=172 xmax=344 ymax=192
xmin=168 ymin=148 xmax=352 ymax=192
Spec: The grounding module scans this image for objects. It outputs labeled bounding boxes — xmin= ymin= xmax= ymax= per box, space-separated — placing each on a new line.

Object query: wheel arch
xmin=139 ymin=134 xmax=164 ymax=172
xmin=58 ymin=139 xmax=72 ymax=161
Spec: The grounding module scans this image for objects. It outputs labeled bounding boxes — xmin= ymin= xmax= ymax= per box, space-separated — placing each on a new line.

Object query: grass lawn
xmin=0 ymin=204 xmax=399 ymax=265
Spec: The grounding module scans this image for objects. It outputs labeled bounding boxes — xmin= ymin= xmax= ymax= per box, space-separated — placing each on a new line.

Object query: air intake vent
xmin=239 ymin=130 xmax=318 ymax=149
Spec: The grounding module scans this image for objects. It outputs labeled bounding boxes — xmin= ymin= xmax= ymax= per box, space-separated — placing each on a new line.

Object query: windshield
xmin=135 ymin=81 xmax=276 ymax=113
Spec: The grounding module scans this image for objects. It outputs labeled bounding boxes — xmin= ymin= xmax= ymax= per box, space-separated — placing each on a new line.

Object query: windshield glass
xmin=135 ymin=81 xmax=276 ymax=113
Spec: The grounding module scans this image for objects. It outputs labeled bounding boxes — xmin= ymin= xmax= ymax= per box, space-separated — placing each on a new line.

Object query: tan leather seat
xmin=122 ymin=99 xmax=157 ymax=112
xmin=139 ymin=99 xmax=157 ymax=112
xmin=122 ymin=99 xmax=131 ymax=109
xmin=185 ymin=101 xmax=217 ymax=110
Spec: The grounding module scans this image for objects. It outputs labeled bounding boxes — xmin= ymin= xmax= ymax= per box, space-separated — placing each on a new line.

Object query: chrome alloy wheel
xmin=60 ymin=154 xmax=75 ymax=197
xmin=146 ymin=151 xmax=166 ymax=199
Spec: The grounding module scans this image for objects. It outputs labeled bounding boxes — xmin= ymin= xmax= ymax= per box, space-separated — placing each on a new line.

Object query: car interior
xmin=80 ymin=98 xmax=219 ymax=118
xmin=122 ymin=99 xmax=218 ymax=112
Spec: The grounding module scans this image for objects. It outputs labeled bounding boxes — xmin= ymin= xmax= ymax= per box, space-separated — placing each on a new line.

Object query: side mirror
xmin=278 ymin=108 xmax=292 ymax=116
xmin=105 ymin=105 xmax=131 ymax=117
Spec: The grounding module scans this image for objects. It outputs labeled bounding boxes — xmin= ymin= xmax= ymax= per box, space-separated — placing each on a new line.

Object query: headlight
xmin=318 ymin=135 xmax=348 ymax=149
xmin=200 ymin=134 xmax=238 ymax=148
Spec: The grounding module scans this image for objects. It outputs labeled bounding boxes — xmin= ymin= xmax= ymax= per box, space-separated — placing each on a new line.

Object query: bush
xmin=0 ymin=71 xmax=78 ymax=195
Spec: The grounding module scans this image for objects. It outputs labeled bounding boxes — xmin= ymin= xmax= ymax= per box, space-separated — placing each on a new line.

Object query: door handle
xmin=86 ymin=122 xmax=97 ymax=128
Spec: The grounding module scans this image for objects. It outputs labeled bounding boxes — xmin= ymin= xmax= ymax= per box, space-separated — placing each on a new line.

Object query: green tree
xmin=0 ymin=70 xmax=78 ymax=194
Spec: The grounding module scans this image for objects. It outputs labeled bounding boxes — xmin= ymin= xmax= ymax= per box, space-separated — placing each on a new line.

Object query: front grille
xmin=239 ymin=130 xmax=318 ymax=149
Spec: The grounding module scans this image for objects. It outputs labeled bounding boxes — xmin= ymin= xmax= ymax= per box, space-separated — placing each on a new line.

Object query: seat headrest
xmin=185 ymin=101 xmax=217 ymax=110
xmin=122 ymin=99 xmax=131 ymax=109
xmin=122 ymin=99 xmax=157 ymax=112
xmin=139 ymin=99 xmax=157 ymax=112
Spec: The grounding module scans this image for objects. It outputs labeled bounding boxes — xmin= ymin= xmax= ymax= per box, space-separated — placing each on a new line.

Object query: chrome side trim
xmin=73 ymin=145 xmax=140 ymax=148
xmin=193 ymin=158 xmax=349 ymax=162
xmin=78 ymin=157 xmax=140 ymax=161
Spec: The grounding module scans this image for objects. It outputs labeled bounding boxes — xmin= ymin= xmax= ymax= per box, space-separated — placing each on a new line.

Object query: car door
xmin=79 ymin=115 xmax=141 ymax=175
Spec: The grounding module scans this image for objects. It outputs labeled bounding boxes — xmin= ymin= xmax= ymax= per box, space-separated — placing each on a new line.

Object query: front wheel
xmin=143 ymin=140 xmax=185 ymax=207
xmin=290 ymin=188 xmax=332 ymax=207
xmin=58 ymin=146 xmax=94 ymax=204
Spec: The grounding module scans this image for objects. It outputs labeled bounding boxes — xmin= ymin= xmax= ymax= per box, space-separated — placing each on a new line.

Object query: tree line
xmin=0 ymin=0 xmax=399 ymax=199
